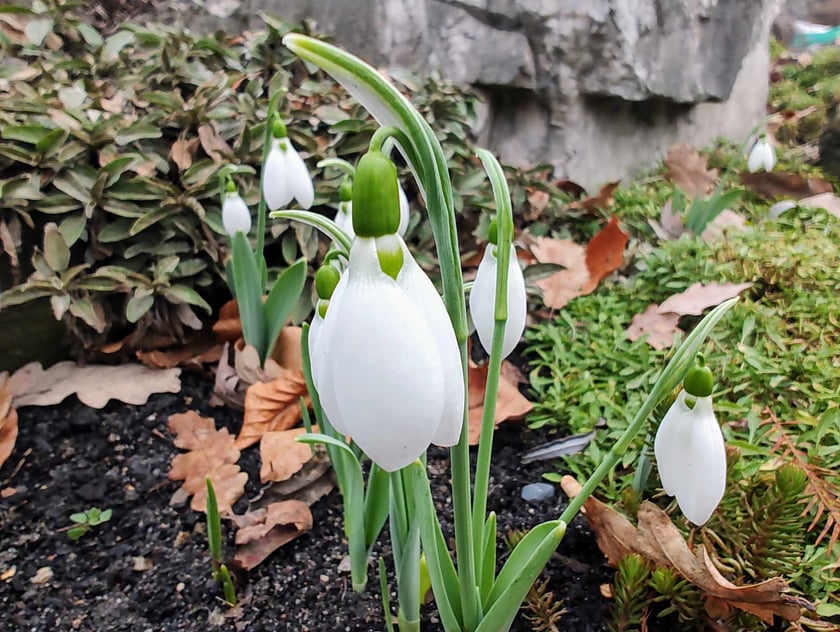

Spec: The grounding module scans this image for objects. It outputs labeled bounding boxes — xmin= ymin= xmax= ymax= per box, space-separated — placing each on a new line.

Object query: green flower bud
xmin=315 ymin=265 xmax=341 ymax=300
xmin=339 ymin=178 xmax=353 ymax=202
xmin=352 ymin=151 xmax=400 ymax=237
xmin=683 ymin=362 xmax=713 ymax=398
xmin=488 ymin=218 xmax=498 ymax=245
xmin=271 ymin=119 xmax=288 ymax=139
xmin=775 ymin=464 xmax=807 ymax=496
xmin=225 ymin=179 xmax=236 ymax=193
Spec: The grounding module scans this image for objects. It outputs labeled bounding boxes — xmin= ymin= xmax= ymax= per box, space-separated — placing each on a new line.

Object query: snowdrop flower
xmin=747 ymin=135 xmax=776 ymax=173
xmin=469 ymin=221 xmax=527 ymax=358
xmin=654 ymin=362 xmax=726 ymax=526
xmin=221 ymin=185 xmax=252 ymax=236
xmin=333 ymin=177 xmax=410 ymax=239
xmin=315 ymin=150 xmax=463 ymax=470
xmin=262 ymin=120 xmax=314 ymax=210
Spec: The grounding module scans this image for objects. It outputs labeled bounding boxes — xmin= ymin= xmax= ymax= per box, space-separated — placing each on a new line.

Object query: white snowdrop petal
xmin=335 ymin=201 xmax=355 ymax=239
xmin=222 ymin=194 xmax=252 ymax=236
xmin=285 ymin=142 xmax=315 ymax=209
xmin=469 ymin=245 xmax=527 ymax=358
xmin=313 ymin=274 xmax=351 ymax=435
xmin=396 ymin=240 xmax=464 ymax=446
xmin=676 ymin=397 xmax=727 ymax=526
xmin=748 ymin=139 xmax=776 ymax=173
xmin=653 ymin=391 xmax=693 ymax=497
xmin=327 ymin=239 xmax=444 ymax=471
xmin=397 ymin=183 xmax=410 ymax=236
xmin=263 ymin=143 xmax=291 ymax=210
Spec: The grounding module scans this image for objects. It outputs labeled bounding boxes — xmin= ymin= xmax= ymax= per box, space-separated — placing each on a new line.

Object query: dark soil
xmin=0 ymin=373 xmax=612 ymax=631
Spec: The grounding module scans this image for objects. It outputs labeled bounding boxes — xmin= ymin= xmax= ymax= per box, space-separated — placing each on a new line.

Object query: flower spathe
xmin=221 ymin=191 xmax=252 ymax=236
xmin=316 ymin=237 xmax=447 ymax=471
xmin=747 ymin=136 xmax=776 ymax=173
xmin=653 ymin=391 xmax=727 ymax=525
xmin=469 ymin=243 xmax=527 ymax=359
xmin=263 ymin=136 xmax=315 ymax=210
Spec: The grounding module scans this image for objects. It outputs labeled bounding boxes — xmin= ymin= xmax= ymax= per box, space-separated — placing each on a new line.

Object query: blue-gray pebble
xmin=521 ymin=482 xmax=555 ymax=503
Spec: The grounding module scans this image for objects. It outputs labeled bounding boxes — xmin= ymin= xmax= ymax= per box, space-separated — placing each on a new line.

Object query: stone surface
xmin=520 ymin=482 xmax=555 ymax=503
xmin=158 ymin=0 xmax=784 ymax=189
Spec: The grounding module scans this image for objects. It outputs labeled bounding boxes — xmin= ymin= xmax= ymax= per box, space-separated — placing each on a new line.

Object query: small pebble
xmin=520 ymin=482 xmax=555 ymax=503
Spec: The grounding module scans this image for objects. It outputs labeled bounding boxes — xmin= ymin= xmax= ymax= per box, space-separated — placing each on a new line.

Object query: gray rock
xmin=154 ymin=0 xmax=783 ymax=189
xmin=520 ymin=482 xmax=555 ymax=503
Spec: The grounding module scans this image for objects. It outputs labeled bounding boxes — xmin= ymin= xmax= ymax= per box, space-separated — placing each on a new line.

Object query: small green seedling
xmin=206 ymin=478 xmax=237 ymax=606
xmin=68 ymin=507 xmax=112 ymax=541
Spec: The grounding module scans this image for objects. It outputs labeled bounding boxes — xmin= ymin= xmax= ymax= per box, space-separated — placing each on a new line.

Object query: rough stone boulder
xmin=165 ymin=0 xmax=784 ymax=188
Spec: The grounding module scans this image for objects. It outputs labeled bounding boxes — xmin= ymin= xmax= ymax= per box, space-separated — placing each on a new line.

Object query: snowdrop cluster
xmin=654 ymin=362 xmax=727 ymax=525
xmin=309 ymin=151 xmax=464 ymax=471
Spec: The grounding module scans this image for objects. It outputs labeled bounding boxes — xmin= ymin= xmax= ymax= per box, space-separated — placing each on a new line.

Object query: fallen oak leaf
xmin=530 ymin=236 xmax=590 ymax=309
xmin=561 ymin=476 xmax=806 ymax=623
xmin=236 ymin=368 xmax=308 ymax=450
xmin=739 ymin=172 xmax=832 ymax=200
xmin=213 ymin=299 xmax=242 ymax=343
xmin=657 ymin=282 xmax=751 ymax=316
xmin=253 ymin=452 xmax=334 ymax=508
xmin=582 ymin=216 xmax=629 ymax=294
xmin=9 ymin=362 xmax=181 ymax=408
xmin=260 ymin=427 xmax=318 ymax=484
xmin=665 ymin=144 xmax=717 ymax=197
xmin=468 ymin=359 xmax=533 ymax=445
xmin=136 ymin=338 xmax=223 ymax=371
xmin=167 ymin=411 xmax=247 ymax=513
xmin=0 ymin=373 xmax=19 ymax=468
xmin=567 ymin=181 xmax=620 ymax=213
xmin=626 ymin=304 xmax=681 ymax=350
xmin=232 ymin=500 xmax=313 ymax=570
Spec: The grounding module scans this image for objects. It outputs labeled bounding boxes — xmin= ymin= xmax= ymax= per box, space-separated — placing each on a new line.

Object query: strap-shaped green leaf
xmin=264 ymin=258 xmax=307 ymax=359
xmin=476 ymin=522 xmax=566 ymax=632
xmin=230 ymin=231 xmax=266 ymax=360
xmin=478 ymin=512 xmax=496 ymax=604
xmin=364 ymin=463 xmax=390 ymax=550
xmin=205 ymin=478 xmax=222 ymax=565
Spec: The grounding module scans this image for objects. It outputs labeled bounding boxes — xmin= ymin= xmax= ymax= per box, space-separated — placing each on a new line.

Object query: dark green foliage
xmin=610 ymin=554 xmax=650 ymax=632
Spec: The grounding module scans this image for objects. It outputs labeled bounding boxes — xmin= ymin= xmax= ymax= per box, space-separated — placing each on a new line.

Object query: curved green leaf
xmin=264 ymin=259 xmax=307 ymax=359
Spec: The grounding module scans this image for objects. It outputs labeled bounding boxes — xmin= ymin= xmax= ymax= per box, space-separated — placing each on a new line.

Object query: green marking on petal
xmin=376 ymin=234 xmax=403 ymax=280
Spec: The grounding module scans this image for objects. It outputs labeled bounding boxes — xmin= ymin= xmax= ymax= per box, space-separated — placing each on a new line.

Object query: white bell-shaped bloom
xmin=395 ymin=238 xmax=464 ymax=446
xmin=335 ymin=201 xmax=354 ymax=239
xmin=311 ymin=277 xmax=350 ymax=436
xmin=469 ymin=244 xmax=527 ymax=358
xmin=262 ymin=137 xmax=314 ymax=210
xmin=747 ymin=137 xmax=776 ymax=173
xmin=221 ymin=192 xmax=252 ymax=236
xmin=317 ymin=238 xmax=445 ymax=471
xmin=654 ymin=391 xmax=727 ymax=526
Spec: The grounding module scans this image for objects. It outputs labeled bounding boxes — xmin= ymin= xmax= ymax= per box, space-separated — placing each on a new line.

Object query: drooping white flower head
xmin=654 ymin=364 xmax=726 ymax=526
xmin=747 ymin=135 xmax=776 ymax=173
xmin=262 ymin=120 xmax=314 ymax=210
xmin=221 ymin=189 xmax=252 ymax=236
xmin=318 ymin=237 xmax=445 ymax=470
xmin=313 ymin=150 xmax=463 ymax=469
xmin=469 ymin=228 xmax=527 ymax=358
xmin=397 ymin=181 xmax=410 ymax=236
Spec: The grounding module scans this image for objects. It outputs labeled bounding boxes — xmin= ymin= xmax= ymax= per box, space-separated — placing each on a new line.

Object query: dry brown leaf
xmin=739 ymin=172 xmax=832 ymax=200
xmin=582 ymin=216 xmax=629 ymax=293
xmin=212 ymin=299 xmax=242 ymax=343
xmin=626 ymin=305 xmax=681 ymax=350
xmin=649 ymin=199 xmax=685 ymax=240
xmin=797 ymin=192 xmax=840 ymax=219
xmin=255 ymin=452 xmax=334 ymax=508
xmin=664 ymin=144 xmax=718 ymax=197
xmin=197 ymin=122 xmax=232 ymax=163
xmin=167 ymin=411 xmax=246 ymax=513
xmin=232 ymin=500 xmax=313 ymax=570
xmin=561 ymin=476 xmax=806 ymax=624
xmin=9 ymin=362 xmax=181 ymax=408
xmin=136 ymin=338 xmax=222 ymax=371
xmin=0 ymin=373 xmax=19 ymax=468
xmin=567 ymin=181 xmax=620 ymax=213
xmin=260 ymin=427 xmax=316 ymax=483
xmin=657 ymin=282 xmax=751 ymax=316
xmin=236 ymin=369 xmax=308 ymax=450
xmin=468 ymin=359 xmax=533 ymax=445
xmin=270 ymin=327 xmax=304 ymax=372
xmin=170 ymin=134 xmax=195 ymax=172
xmin=530 ymin=236 xmax=591 ymax=309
